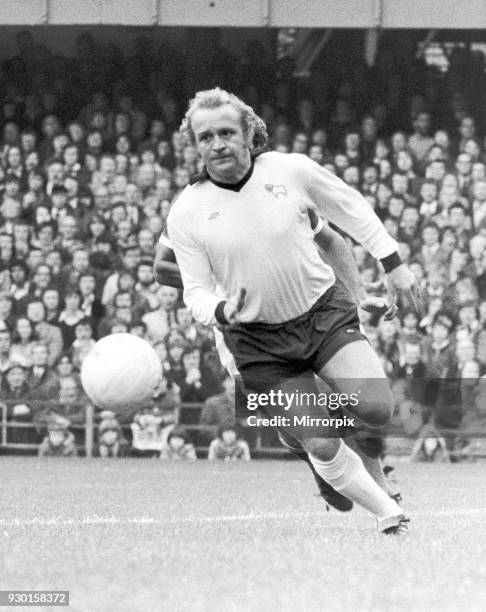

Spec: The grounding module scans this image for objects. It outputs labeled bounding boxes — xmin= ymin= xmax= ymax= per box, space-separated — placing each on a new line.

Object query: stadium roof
xmin=1 ymin=0 xmax=485 ymax=29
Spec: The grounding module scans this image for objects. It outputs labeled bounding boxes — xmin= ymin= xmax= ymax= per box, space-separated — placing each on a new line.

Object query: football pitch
xmin=1 ymin=457 xmax=486 ymax=612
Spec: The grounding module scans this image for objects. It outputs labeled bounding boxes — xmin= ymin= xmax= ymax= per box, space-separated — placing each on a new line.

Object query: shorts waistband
xmin=232 ymin=285 xmax=336 ymax=332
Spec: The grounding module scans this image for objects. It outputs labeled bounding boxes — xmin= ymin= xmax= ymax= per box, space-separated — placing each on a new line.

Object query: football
xmin=80 ymin=333 xmax=162 ymax=415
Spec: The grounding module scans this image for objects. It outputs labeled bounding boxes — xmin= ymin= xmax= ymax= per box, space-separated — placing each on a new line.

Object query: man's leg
xmin=277 ymin=428 xmax=353 ymax=512
xmin=308 ymin=339 xmax=407 ymax=532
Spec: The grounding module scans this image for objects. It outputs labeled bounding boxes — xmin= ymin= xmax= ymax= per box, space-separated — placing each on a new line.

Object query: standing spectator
xmin=408 ymin=111 xmax=434 ymax=165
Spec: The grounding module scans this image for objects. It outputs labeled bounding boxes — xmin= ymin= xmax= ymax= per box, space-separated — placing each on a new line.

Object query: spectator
xmin=10 ymin=316 xmax=37 ymax=366
xmin=26 ymin=299 xmax=63 ymax=365
xmin=0 ymin=361 xmax=34 ymax=443
xmin=70 ymin=318 xmax=95 ymax=370
xmin=0 ymin=325 xmax=14 ymax=373
xmin=142 ymin=285 xmax=179 ymax=343
xmin=38 ymin=416 xmax=77 ymax=457
xmin=58 ymin=289 xmax=85 ymax=348
xmin=207 ymin=422 xmax=251 ymax=462
xmin=98 ymin=409 xmax=123 ymax=457
xmin=160 ymin=426 xmax=196 ymax=461
xmin=26 ymin=342 xmax=60 ymax=404
xmin=199 ymin=372 xmax=235 ymax=443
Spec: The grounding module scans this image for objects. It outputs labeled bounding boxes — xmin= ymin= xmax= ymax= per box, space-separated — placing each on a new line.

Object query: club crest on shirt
xmin=264 ymin=184 xmax=287 ymax=198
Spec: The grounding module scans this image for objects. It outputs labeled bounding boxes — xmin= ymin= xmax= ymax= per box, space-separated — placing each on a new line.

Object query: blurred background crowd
xmin=0 ymin=29 xmax=486 ymax=460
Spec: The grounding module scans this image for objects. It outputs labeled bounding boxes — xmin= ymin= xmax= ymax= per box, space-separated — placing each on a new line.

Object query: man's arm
xmin=297 ymin=154 xmax=420 ymax=309
xmin=309 ymin=209 xmax=392 ymax=317
xmin=153 ymin=241 xmax=183 ymax=289
xmin=167 ymin=204 xmax=223 ymax=326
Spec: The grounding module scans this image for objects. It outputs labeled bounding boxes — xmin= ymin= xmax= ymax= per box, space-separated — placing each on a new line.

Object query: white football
xmin=81 ymin=333 xmax=162 ymax=415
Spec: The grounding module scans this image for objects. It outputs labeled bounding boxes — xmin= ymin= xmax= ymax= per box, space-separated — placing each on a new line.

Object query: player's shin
xmin=306 ymin=439 xmax=402 ymax=530
xmin=345 ymin=432 xmax=394 ymax=497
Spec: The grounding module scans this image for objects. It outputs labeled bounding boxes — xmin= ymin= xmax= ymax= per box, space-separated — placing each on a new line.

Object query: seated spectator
xmin=0 ymin=293 xmax=17 ymax=329
xmin=42 ymin=287 xmax=62 ymax=324
xmin=160 ymin=426 xmax=196 ymax=461
xmin=409 ymin=420 xmax=450 ymax=463
xmin=151 ymin=376 xmax=180 ymax=445
xmin=70 ymin=318 xmax=95 ymax=370
xmin=26 ymin=299 xmax=63 ymax=365
xmin=58 ymin=289 xmax=86 ymax=348
xmin=176 ymin=346 xmax=217 ymax=403
xmin=0 ymin=324 xmax=14 ymax=374
xmin=98 ymin=409 xmax=123 ymax=458
xmin=199 ymin=372 xmax=235 ymax=443
xmin=130 ymin=407 xmax=166 ymax=457
xmin=38 ymin=416 xmax=77 ymax=457
xmin=142 ymin=285 xmax=179 ymax=343
xmin=27 ymin=342 xmax=60 ymax=404
xmin=10 ymin=316 xmax=37 ymax=366
xmin=207 ymin=422 xmax=251 ymax=462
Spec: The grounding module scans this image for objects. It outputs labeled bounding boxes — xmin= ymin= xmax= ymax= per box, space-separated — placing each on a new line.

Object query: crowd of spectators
xmin=0 ymin=30 xmax=486 ymax=459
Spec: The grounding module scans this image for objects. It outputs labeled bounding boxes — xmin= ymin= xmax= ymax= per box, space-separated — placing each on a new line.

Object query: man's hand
xmin=359 ymin=295 xmax=398 ymax=320
xmin=223 ymin=288 xmax=247 ymax=324
xmin=386 ymin=263 xmax=421 ymax=312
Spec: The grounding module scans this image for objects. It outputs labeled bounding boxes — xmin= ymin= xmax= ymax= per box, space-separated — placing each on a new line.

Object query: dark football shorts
xmin=222 ymin=281 xmax=366 ymax=394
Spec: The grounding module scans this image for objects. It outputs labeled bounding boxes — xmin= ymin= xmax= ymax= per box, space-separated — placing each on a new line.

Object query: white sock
xmin=309 ymin=440 xmax=400 ymax=519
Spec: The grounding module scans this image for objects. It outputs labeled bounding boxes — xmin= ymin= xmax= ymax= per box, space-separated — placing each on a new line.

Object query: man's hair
xmin=180 ymin=87 xmax=268 ymax=153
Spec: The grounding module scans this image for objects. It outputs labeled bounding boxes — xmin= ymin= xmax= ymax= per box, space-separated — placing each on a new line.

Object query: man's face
xmin=7 ymin=367 xmax=25 ymax=389
xmin=473 ymin=181 xmax=486 ymax=201
xmin=192 ymin=104 xmax=251 ymax=183
xmin=34 ymin=266 xmax=51 ymax=288
xmin=79 ymin=275 xmax=95 ymax=295
xmin=426 ymin=161 xmax=446 ymax=182
xmin=422 ymin=227 xmax=439 ymax=246
xmin=43 ymin=290 xmax=59 ymax=310
xmin=420 ymin=183 xmax=437 ymax=203
xmin=72 ymin=250 xmax=89 ymax=272
xmin=64 ymin=146 xmax=78 ymax=167
xmin=460 ymin=117 xmax=475 ymax=139
xmin=137 ymin=265 xmax=153 ymax=285
xmin=48 ymin=163 xmax=64 ymax=183
xmin=11 ymin=265 xmax=26 ymax=285
xmin=27 ymin=302 xmax=46 ymax=324
xmin=32 ymin=344 xmax=48 ymax=366
xmin=21 ymin=133 xmax=36 ymax=152
xmin=456 ymin=154 xmax=472 ymax=176
xmin=158 ymin=286 xmax=179 ymax=310
xmin=415 ymin=113 xmax=431 ymax=135
xmin=401 ymin=208 xmax=419 ymax=231
xmin=122 ymin=249 xmax=139 ymax=270
xmin=404 ymin=344 xmax=421 ymax=365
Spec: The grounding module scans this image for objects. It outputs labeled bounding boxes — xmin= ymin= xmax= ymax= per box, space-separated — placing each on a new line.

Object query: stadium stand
xmin=0 ymin=29 xmax=486 ymax=459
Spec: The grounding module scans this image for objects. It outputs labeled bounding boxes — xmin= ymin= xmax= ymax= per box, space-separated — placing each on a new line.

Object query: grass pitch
xmin=1 ymin=457 xmax=486 ymax=612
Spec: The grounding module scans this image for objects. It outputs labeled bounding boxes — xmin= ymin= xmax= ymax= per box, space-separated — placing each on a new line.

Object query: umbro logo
xmin=208 ymin=212 xmax=220 ymax=220
xmin=265 ymin=184 xmax=287 ymax=198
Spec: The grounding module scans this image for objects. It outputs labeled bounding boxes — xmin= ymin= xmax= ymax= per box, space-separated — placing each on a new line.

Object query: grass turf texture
xmin=1 ymin=458 xmax=486 ymax=612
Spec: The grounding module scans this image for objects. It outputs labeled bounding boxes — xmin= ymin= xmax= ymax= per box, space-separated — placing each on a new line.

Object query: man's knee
xmin=302 ymin=437 xmax=341 ymax=461
xmin=355 ymin=380 xmax=394 ymax=427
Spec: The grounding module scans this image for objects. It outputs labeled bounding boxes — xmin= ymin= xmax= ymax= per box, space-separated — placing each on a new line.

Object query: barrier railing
xmin=1 ymin=401 xmax=485 ymax=458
